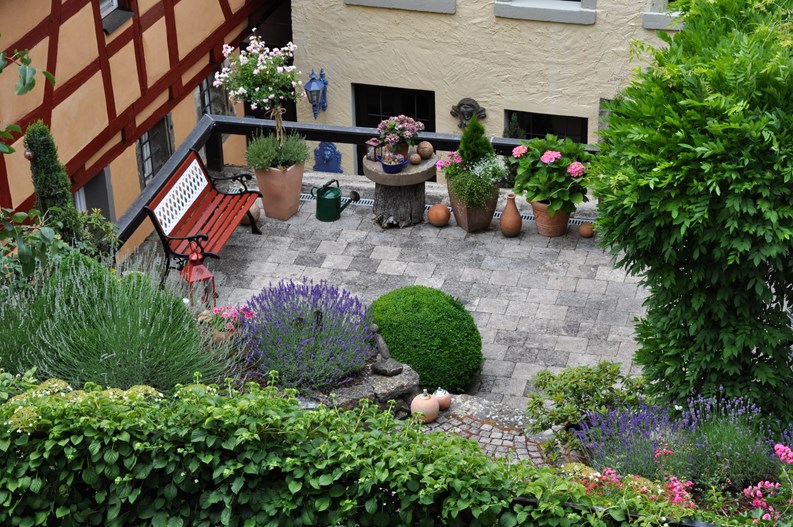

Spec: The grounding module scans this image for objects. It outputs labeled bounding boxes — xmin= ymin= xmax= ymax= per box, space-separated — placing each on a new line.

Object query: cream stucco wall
xmin=291 ymin=0 xmax=665 ymax=174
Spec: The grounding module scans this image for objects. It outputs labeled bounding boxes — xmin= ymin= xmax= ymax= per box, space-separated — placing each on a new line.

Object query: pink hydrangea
xmin=567 ymin=161 xmax=586 ymax=178
xmin=540 ymin=150 xmax=562 ymax=164
xmin=512 ymin=145 xmax=528 ymax=158
xmin=775 ymin=444 xmax=793 ymax=464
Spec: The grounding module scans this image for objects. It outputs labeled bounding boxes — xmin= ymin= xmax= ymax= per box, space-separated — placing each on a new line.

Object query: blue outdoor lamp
xmin=304 ymin=69 xmax=328 ymax=119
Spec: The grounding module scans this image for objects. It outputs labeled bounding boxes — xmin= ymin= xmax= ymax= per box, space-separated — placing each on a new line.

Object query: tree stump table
xmin=362 ymin=155 xmax=437 ymax=228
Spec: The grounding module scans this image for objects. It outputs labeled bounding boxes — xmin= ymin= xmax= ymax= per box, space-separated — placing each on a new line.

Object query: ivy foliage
xmin=371 ymin=286 xmax=483 ymax=392
xmin=0 ymin=377 xmax=728 ymax=527
xmin=592 ymin=0 xmax=793 ymax=418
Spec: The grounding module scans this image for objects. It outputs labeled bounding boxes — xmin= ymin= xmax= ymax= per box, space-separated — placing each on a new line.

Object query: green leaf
xmin=42 ymin=70 xmax=56 ymax=87
xmin=288 ymin=480 xmax=302 ymax=494
xmin=15 ymin=64 xmax=37 ymax=95
xmin=56 ymin=506 xmax=71 ymax=518
xmin=315 ymin=496 xmax=330 ymax=512
xmin=609 ymin=508 xmax=626 ymax=522
xmin=365 ymin=497 xmax=377 ymax=514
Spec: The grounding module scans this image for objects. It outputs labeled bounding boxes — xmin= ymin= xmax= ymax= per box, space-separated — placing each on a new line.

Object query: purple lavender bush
xmin=577 ymin=393 xmax=779 ymax=491
xmin=239 ymin=279 xmax=375 ymax=390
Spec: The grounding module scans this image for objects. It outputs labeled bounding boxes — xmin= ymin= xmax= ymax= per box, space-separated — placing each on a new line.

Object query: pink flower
xmin=775 ymin=444 xmax=793 ymax=464
xmin=540 ymin=150 xmax=562 ymax=164
xmin=512 ymin=145 xmax=528 ymax=158
xmin=567 ymin=161 xmax=586 ymax=178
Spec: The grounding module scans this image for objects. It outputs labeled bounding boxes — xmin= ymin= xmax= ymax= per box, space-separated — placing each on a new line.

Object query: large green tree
xmin=593 ymin=0 xmax=793 ymax=419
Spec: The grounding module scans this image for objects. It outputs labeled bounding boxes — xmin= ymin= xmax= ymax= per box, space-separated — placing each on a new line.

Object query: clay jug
xmin=500 ymin=193 xmax=522 ymax=237
xmin=410 ymin=389 xmax=440 ymax=423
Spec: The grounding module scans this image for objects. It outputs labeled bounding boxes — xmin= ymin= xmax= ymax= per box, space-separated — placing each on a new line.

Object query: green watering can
xmin=311 ymin=180 xmax=361 ymax=222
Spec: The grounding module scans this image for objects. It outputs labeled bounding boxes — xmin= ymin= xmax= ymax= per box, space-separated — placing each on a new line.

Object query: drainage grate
xmin=299 ymin=193 xmax=591 ymax=225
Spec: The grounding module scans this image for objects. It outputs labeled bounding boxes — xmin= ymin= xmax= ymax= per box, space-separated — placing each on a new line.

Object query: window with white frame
xmin=344 ymin=0 xmax=455 ymax=14
xmin=137 ymin=115 xmax=175 ymax=188
xmin=494 ymin=0 xmax=596 ymax=25
xmin=643 ymin=0 xmax=682 ymax=30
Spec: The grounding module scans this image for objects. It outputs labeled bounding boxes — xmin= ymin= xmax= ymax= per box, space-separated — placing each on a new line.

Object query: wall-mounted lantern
xmin=304 ymin=69 xmax=328 ymax=119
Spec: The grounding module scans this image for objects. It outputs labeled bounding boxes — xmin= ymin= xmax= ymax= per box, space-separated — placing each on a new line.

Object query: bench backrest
xmin=148 ymin=151 xmax=210 ymax=235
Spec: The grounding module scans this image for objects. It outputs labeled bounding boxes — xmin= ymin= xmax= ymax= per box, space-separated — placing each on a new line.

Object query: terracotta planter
xmin=447 ymin=181 xmax=498 ymax=233
xmin=254 ymin=162 xmax=305 ymax=221
xmin=499 ymin=193 xmax=522 ymax=237
xmin=531 ymin=200 xmax=570 ymax=237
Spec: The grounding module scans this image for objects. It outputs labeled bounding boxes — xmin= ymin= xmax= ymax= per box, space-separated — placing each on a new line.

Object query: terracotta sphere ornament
xmin=411 ymin=389 xmax=440 ymax=423
xmin=427 ymin=203 xmax=450 ymax=227
xmin=579 ymin=222 xmax=595 ymax=238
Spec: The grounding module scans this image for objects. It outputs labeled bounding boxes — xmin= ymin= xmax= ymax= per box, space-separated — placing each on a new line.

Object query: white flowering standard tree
xmin=214 ymin=31 xmax=304 ymax=143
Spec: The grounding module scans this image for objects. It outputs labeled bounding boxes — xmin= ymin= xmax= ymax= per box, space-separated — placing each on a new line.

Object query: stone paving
xmin=212 ymin=172 xmax=647 ymax=415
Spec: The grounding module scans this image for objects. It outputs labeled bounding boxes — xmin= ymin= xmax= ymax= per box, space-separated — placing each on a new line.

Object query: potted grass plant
xmin=215 ymin=32 xmax=308 ymax=220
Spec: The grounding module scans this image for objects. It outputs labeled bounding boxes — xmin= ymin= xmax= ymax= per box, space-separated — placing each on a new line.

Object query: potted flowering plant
xmin=198 ymin=304 xmax=255 ymax=344
xmin=437 ymin=117 xmax=503 ymax=232
xmin=214 ymin=32 xmax=308 ymax=220
xmin=510 ymin=134 xmax=592 ymax=236
xmin=377 ymin=115 xmax=425 ymax=156
xmin=379 ymin=150 xmax=407 ymax=174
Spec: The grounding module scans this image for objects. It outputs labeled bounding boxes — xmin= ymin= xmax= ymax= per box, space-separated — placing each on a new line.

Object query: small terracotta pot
xmin=410 ymin=389 xmax=440 ymax=423
xmin=239 ymin=202 xmax=262 ymax=225
xmin=531 ymin=201 xmax=570 ymax=237
xmin=433 ymin=388 xmax=452 ymax=410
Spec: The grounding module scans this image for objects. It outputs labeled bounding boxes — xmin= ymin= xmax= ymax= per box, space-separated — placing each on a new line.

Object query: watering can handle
xmin=322 ymin=179 xmax=340 ymax=190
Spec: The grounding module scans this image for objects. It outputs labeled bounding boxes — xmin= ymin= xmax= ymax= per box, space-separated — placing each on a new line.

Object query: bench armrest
xmin=210 ymin=172 xmax=254 ymax=192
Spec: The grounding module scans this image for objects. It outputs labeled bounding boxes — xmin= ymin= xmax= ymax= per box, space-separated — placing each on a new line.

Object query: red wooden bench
xmin=144 ymin=150 xmax=261 ymax=282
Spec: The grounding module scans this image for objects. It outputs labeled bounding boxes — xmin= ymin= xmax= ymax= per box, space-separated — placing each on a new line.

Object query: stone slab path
xmin=212 ymin=174 xmax=647 ymax=414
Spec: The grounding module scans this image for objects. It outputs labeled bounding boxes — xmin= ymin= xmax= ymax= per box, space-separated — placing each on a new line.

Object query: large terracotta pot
xmin=447 ymin=181 xmax=498 ymax=233
xmin=254 ymin=162 xmax=305 ymax=221
xmin=531 ymin=200 xmax=570 ymax=237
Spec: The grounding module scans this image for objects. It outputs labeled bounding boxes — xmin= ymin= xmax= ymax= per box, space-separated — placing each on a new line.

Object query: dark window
xmin=197 ymin=72 xmax=234 ymax=117
xmin=137 ymin=115 xmax=175 ymax=188
xmin=101 ymin=0 xmax=133 ymax=35
xmin=75 ymin=167 xmax=116 ymax=222
xmin=353 ymin=84 xmax=435 ymax=173
xmin=503 ymin=109 xmax=587 ymax=144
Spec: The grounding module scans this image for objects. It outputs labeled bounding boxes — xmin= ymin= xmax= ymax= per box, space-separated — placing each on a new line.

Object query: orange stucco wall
xmin=55 ymin=4 xmax=98 ymax=84
xmin=50 ymin=72 xmax=108 ymax=163
xmin=175 ymin=0 xmax=225 ymax=61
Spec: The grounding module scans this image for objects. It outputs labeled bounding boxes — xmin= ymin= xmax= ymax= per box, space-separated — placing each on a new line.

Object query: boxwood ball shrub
xmin=239 ymin=279 xmax=374 ymax=390
xmin=592 ymin=0 xmax=793 ymax=420
xmin=370 ymin=286 xmax=482 ymax=392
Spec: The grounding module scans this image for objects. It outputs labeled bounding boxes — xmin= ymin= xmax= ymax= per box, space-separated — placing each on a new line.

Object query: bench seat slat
xmin=143 ymin=151 xmax=262 ymax=280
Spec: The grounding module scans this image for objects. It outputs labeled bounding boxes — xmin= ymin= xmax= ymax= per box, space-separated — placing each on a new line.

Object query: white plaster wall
xmin=292 ymin=0 xmax=666 ymax=174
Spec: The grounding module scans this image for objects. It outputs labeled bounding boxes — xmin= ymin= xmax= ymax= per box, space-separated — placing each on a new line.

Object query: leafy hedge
xmin=592 ymin=0 xmax=793 ymax=419
xmin=0 ymin=375 xmax=733 ymax=527
xmin=370 ymin=286 xmax=483 ymax=392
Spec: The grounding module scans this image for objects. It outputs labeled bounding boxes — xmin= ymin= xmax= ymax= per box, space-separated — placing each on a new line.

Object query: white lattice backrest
xmin=152 ymin=159 xmax=209 ymax=235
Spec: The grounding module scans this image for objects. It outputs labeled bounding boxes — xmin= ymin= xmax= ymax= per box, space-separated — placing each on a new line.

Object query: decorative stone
xmin=579 ymin=222 xmax=595 ymax=238
xmin=417 ymin=141 xmax=434 ymax=159
xmin=409 ymin=153 xmax=422 ymax=165
xmin=372 ymin=365 xmax=419 ymax=403
xmin=372 ymin=358 xmax=404 ymax=377
xmin=427 ymin=203 xmax=450 ymax=227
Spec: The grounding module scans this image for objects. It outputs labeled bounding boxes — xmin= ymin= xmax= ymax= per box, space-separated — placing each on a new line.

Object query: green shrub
xmin=0 ymin=377 xmax=723 ymax=527
xmin=526 ymin=361 xmax=645 ymax=457
xmin=448 ymin=154 xmax=506 ymax=208
xmin=370 ymin=286 xmax=482 ymax=392
xmin=0 ymin=208 xmax=70 ymax=297
xmin=246 ymin=132 xmax=309 ymax=169
xmin=592 ymin=0 xmax=793 ymax=420
xmin=0 ymin=253 xmax=227 ymax=390
xmin=24 ymin=120 xmax=82 ymax=242
xmin=457 ymin=116 xmax=494 ymax=167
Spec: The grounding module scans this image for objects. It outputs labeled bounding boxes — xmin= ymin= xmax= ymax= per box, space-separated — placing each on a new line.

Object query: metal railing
xmin=116 ymin=113 xmax=587 ymax=242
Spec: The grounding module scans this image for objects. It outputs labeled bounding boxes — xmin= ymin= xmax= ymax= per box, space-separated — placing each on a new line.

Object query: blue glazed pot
xmin=379 ymin=157 xmax=409 ymax=174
